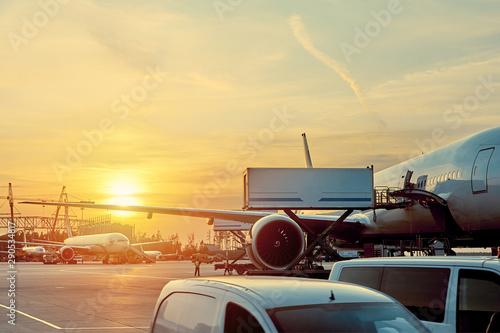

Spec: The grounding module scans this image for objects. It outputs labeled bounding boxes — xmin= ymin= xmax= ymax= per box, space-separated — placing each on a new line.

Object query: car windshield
xmin=268 ymin=302 xmax=429 ymax=333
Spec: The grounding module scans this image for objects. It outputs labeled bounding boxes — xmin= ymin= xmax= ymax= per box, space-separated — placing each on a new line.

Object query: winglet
xmin=302 ymin=133 xmax=313 ymax=168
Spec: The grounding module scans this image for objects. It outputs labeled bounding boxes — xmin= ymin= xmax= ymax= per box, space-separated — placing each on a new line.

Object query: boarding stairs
xmin=127 ymin=246 xmax=156 ymax=263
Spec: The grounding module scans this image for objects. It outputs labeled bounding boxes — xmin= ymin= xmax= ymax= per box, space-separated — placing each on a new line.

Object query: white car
xmin=149 ymin=276 xmax=429 ymax=332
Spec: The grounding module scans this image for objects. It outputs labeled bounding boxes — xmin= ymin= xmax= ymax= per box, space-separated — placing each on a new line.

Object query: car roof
xmin=157 ymin=276 xmax=398 ymax=309
xmin=332 ymin=256 xmax=500 ymax=271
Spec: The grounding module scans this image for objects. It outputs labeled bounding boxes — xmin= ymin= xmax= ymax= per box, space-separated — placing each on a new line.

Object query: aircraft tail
xmin=63 ymin=192 xmax=73 ymax=238
xmin=302 ymin=133 xmax=313 ymax=168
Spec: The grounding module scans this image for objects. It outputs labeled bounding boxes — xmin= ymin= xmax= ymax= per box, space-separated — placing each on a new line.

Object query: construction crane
xmin=1 ymin=184 xmax=68 ymax=240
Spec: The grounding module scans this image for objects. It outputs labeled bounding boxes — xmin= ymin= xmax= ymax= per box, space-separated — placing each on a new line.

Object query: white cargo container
xmin=243 ymin=167 xmax=374 ymax=210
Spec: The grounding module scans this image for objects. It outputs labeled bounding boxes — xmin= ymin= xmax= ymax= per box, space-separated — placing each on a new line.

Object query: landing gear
xmin=283 ymin=209 xmax=354 ymax=269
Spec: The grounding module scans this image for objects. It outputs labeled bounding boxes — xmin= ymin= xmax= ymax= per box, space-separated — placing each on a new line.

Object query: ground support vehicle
xmin=149 ymin=276 xmax=429 ymax=332
xmin=329 ymin=256 xmax=500 ymax=333
xmin=213 ymin=262 xmax=256 ymax=275
xmin=42 ymin=254 xmax=58 ymax=264
xmin=191 ymin=253 xmax=215 ymax=264
xmin=246 ymin=264 xmax=329 ymax=279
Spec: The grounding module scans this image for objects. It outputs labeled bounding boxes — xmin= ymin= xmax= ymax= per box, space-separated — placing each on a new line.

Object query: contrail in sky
xmin=288 ymin=14 xmax=368 ymax=108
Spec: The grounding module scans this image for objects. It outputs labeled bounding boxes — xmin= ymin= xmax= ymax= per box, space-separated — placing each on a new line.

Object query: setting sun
xmin=104 ymin=177 xmax=143 ymax=215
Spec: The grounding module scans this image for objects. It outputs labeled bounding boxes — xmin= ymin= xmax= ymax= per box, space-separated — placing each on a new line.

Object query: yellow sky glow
xmin=1 ymin=0 xmax=500 ymax=244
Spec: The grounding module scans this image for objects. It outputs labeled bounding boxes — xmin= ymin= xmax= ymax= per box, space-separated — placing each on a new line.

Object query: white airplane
xmin=0 ymin=232 xmax=48 ymax=257
xmin=21 ymin=127 xmax=500 ymax=270
xmin=21 ymin=234 xmax=48 ymax=257
xmin=22 ymin=217 xmax=169 ymax=264
xmin=143 ymin=250 xmax=162 ymax=260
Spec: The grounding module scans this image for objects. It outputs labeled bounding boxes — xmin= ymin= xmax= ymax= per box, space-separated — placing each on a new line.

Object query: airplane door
xmin=471 ymin=147 xmax=494 ymax=193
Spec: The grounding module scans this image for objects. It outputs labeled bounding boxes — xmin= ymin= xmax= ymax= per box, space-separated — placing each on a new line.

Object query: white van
xmin=149 ymin=276 xmax=429 ymax=332
xmin=329 ymin=256 xmax=500 ymax=333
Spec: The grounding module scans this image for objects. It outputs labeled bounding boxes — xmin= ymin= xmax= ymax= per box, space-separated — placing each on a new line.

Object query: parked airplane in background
xmin=0 ymin=232 xmax=48 ymax=258
xmin=21 ymin=232 xmax=48 ymax=257
xmin=22 ymin=127 xmax=500 ymax=270
xmin=143 ymin=250 xmax=162 ymax=260
xmin=22 ymin=214 xmax=169 ymax=264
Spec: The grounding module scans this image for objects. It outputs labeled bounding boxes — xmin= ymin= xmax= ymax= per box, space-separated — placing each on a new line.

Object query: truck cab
xmin=329 ymin=256 xmax=500 ymax=332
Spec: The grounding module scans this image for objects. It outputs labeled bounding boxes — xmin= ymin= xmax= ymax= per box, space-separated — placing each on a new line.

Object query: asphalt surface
xmin=0 ymin=260 xmax=233 ymax=333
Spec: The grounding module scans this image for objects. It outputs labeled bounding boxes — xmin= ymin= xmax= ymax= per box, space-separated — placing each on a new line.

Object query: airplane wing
xmin=0 ymin=239 xmax=94 ymax=254
xmin=20 ymin=201 xmax=271 ymax=223
xmin=0 ymin=239 xmax=63 ymax=247
xmin=131 ymin=240 xmax=173 ymax=247
xmin=20 ymin=201 xmax=370 ymax=237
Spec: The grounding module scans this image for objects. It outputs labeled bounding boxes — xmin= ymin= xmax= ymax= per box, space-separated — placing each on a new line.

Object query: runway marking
xmin=0 ymin=303 xmax=61 ymax=329
xmin=59 ymin=269 xmax=177 ymax=279
xmin=1 ymin=304 xmax=148 ymax=330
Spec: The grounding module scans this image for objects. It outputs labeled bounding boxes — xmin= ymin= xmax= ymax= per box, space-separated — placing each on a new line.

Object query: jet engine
xmin=60 ymin=246 xmax=75 ymax=261
xmin=246 ymin=214 xmax=305 ymax=270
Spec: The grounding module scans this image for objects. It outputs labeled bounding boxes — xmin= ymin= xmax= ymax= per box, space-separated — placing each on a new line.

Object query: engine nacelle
xmin=60 ymin=246 xmax=75 ymax=261
xmin=246 ymin=214 xmax=305 ymax=270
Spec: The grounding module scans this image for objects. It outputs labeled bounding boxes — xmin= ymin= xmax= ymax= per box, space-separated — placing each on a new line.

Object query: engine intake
xmin=60 ymin=246 xmax=75 ymax=261
xmin=246 ymin=214 xmax=305 ymax=270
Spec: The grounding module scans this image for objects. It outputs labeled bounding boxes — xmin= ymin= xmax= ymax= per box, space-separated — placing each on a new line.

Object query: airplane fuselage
xmin=64 ymin=233 xmax=130 ymax=254
xmin=365 ymin=127 xmax=500 ymax=245
xmin=22 ymin=246 xmax=47 ymax=256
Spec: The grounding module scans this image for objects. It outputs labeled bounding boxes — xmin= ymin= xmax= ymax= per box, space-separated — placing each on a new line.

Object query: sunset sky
xmin=1 ymin=0 xmax=499 ymax=245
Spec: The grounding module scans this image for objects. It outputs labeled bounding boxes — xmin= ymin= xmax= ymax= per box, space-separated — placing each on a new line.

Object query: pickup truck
xmin=329 ymin=256 xmax=500 ymax=333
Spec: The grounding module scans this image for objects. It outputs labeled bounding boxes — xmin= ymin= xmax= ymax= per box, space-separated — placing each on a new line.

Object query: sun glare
xmin=108 ymin=196 xmax=140 ymax=206
xmin=104 ymin=177 xmax=143 ymax=216
xmin=106 ymin=196 xmax=141 ymax=216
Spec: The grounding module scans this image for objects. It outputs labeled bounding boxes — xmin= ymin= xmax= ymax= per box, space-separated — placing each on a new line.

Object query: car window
xmin=338 ymin=266 xmax=450 ymax=323
xmin=381 ymin=267 xmax=450 ymax=323
xmin=457 ymin=269 xmax=500 ymax=333
xmin=224 ymin=302 xmax=265 ymax=333
xmin=152 ymin=292 xmax=218 ymax=333
xmin=338 ymin=266 xmax=383 ymax=290
xmin=268 ymin=302 xmax=428 ymax=332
